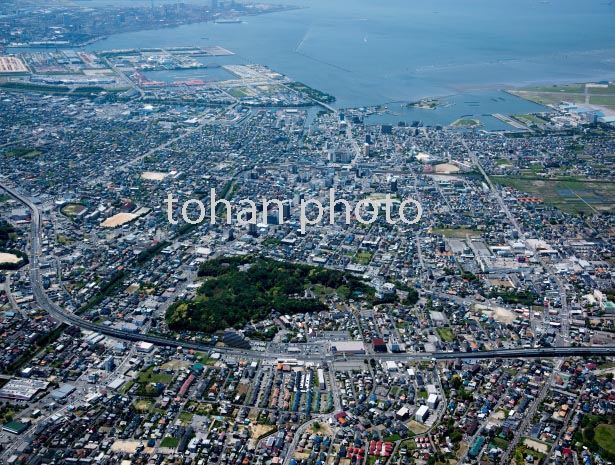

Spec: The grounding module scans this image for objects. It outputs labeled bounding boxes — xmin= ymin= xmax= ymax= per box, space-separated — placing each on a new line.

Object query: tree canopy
xmin=166 ymin=255 xmax=374 ymax=333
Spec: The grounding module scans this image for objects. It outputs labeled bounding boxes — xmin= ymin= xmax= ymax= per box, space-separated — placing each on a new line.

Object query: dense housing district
xmin=0 ymin=36 xmax=615 ymax=465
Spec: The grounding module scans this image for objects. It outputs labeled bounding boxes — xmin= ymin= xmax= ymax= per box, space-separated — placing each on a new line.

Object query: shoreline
xmin=352 ymin=77 xmax=615 ymax=117
xmin=4 ymin=4 xmax=304 ymax=50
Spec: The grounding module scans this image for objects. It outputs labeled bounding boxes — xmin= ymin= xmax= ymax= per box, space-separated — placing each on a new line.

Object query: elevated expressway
xmin=2 ymin=181 xmax=614 ymax=363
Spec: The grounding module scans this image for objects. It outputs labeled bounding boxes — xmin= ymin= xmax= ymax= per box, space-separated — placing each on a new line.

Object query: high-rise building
xmin=328 ymin=149 xmax=353 ymax=163
xmin=248 ymin=222 xmax=257 ymax=237
xmin=282 ymin=201 xmax=291 ymax=222
xmin=266 ymin=211 xmax=280 ymax=225
xmin=294 ymin=192 xmax=304 ymax=205
xmin=103 ymin=356 xmax=115 ymax=371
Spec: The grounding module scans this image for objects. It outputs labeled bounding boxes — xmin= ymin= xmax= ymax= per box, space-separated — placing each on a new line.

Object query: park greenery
xmin=286 ymin=81 xmax=336 ymax=104
xmin=4 ymin=147 xmax=43 ymax=159
xmin=166 ymin=255 xmax=375 ymax=333
xmin=0 ymin=221 xmax=17 ymax=247
xmin=487 ymin=287 xmax=537 ymax=306
xmin=574 ymin=415 xmax=615 ymax=461
xmin=136 ymin=241 xmax=170 ymax=265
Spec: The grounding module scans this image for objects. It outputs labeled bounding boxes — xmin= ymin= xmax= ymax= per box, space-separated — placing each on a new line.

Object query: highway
xmin=3 ymin=180 xmax=615 ymax=364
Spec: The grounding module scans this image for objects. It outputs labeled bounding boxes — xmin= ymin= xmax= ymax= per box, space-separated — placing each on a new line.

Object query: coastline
xmin=4 ymin=4 xmax=304 ymax=50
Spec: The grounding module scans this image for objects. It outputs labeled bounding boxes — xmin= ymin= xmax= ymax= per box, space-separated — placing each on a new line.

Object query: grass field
xmin=511 ymin=114 xmax=546 ymax=125
xmin=60 ymin=203 xmax=87 ymax=217
xmin=588 ymin=84 xmax=615 ymax=95
xmin=521 ymin=83 xmax=586 ymax=94
xmin=184 ymin=401 xmax=213 ymax=416
xmin=56 ymin=234 xmax=73 ymax=245
xmin=160 ymin=436 xmax=180 ymax=449
xmin=436 ymin=327 xmax=455 ymax=342
xmin=399 ymin=439 xmax=418 ymax=451
xmin=509 ymin=82 xmax=615 ymax=111
xmin=596 ymin=424 xmax=615 ymax=456
xmin=227 ymin=87 xmax=250 ymax=98
xmin=353 ymin=252 xmax=373 ymax=265
xmin=178 ymin=412 xmax=194 ymax=423
xmin=493 ymin=175 xmax=615 ymax=215
xmin=137 ymin=367 xmax=174 ymax=384
xmin=133 ymin=399 xmax=153 ymax=412
xmin=590 ymin=95 xmax=615 ymax=110
xmin=4 ymin=147 xmax=42 ymax=159
xmin=507 ymin=90 xmax=585 ymax=107
xmin=491 ymin=437 xmax=509 ymax=450
xmin=430 ymin=228 xmax=482 ymax=239
xmin=598 ymin=361 xmax=615 ymax=370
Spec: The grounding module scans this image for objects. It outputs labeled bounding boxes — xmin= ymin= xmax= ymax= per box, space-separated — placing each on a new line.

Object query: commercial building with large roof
xmin=329 ymin=340 xmax=365 ymax=354
xmin=0 ymin=378 xmax=50 ymax=401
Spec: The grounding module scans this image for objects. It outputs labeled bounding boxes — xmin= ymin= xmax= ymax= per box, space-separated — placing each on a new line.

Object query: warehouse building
xmin=2 ymin=420 xmax=30 ymax=435
xmin=50 ymin=384 xmax=76 ymax=401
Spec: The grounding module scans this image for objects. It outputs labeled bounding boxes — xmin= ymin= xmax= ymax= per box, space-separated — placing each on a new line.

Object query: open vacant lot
xmin=0 ymin=252 xmax=20 ymax=264
xmin=101 ymin=212 xmax=137 ymax=227
xmin=141 ymin=171 xmax=169 ymax=181
xmin=434 ymin=163 xmax=460 ymax=174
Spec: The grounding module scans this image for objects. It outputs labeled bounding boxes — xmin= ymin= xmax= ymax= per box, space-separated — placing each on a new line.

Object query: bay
xmin=72 ymin=0 xmax=615 ymax=126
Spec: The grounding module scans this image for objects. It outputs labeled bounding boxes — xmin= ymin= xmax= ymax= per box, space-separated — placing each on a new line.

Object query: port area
xmin=0 ymin=47 xmax=334 ymax=108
